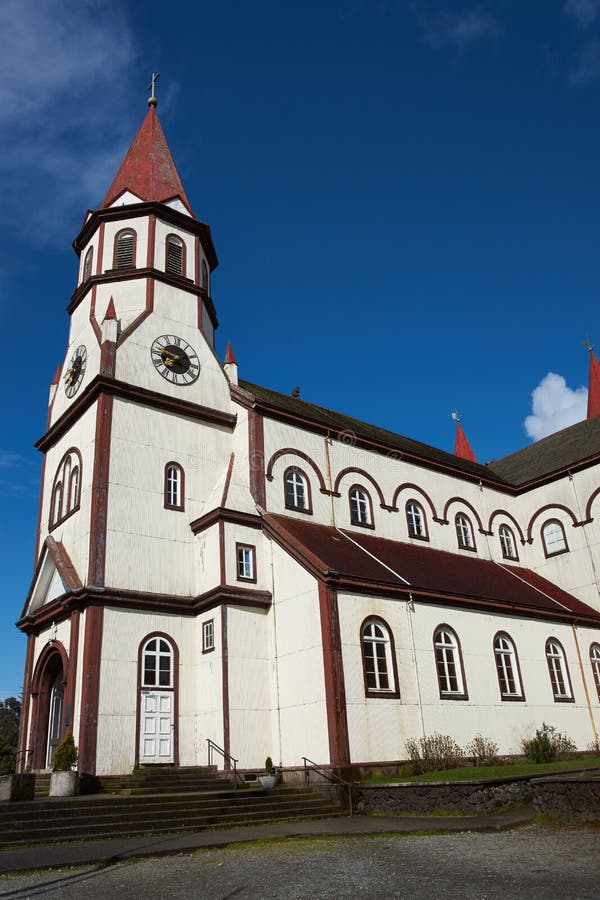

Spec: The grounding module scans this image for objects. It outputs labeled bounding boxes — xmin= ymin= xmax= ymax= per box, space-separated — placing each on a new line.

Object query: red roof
xmin=454 ymin=420 xmax=477 ymax=462
xmin=265 ymin=514 xmax=600 ymax=624
xmin=102 ymin=107 xmax=194 ymax=214
xmin=588 ymin=349 xmax=600 ymax=419
xmin=224 ymin=341 xmax=237 ymax=365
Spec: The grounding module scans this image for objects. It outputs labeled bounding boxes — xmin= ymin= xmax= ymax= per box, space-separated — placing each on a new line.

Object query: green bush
xmin=465 ymin=734 xmax=499 ymax=766
xmin=265 ymin=756 xmax=274 ymax=775
xmin=521 ymin=723 xmax=576 ymax=763
xmin=51 ymin=732 xmax=78 ymax=771
xmin=0 ymin=737 xmax=16 ymax=775
xmin=405 ymin=733 xmax=464 ymax=775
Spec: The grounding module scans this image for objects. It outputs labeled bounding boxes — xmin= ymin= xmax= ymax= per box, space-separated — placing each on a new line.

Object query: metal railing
xmin=207 ymin=738 xmax=241 ymax=789
xmin=15 ymin=748 xmax=32 ymax=773
xmin=302 ymin=756 xmax=353 ymax=815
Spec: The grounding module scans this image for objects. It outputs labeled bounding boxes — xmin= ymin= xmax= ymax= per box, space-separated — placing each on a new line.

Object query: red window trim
xmin=283 ymin=466 xmax=313 ymax=514
xmin=349 ymin=484 xmax=375 ymax=529
xmin=405 ymin=499 xmax=429 ymax=541
xmin=541 ymin=519 xmax=569 ymax=558
xmin=164 ymin=462 xmax=185 ymax=511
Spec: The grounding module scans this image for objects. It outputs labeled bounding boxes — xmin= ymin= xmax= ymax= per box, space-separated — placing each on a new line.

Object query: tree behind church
xmin=0 ymin=696 xmax=21 ymax=774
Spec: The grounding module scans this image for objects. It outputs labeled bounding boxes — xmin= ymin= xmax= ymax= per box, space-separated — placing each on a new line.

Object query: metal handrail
xmin=207 ymin=738 xmax=241 ymax=789
xmin=302 ymin=756 xmax=353 ymax=815
xmin=15 ymin=748 xmax=32 ymax=773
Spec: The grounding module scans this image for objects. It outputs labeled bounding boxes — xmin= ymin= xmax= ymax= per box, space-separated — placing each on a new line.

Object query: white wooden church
xmin=17 ymin=95 xmax=600 ymax=777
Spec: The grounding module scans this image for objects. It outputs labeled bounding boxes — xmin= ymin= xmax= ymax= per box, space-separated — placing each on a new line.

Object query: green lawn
xmin=361 ymin=757 xmax=600 ymax=784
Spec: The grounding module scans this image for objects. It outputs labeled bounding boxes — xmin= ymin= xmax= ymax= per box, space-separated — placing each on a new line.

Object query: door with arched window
xmin=138 ymin=635 xmax=177 ymax=764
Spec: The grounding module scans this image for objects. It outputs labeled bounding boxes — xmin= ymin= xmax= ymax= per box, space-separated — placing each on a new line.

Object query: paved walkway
xmin=0 ymin=805 xmax=534 ymax=874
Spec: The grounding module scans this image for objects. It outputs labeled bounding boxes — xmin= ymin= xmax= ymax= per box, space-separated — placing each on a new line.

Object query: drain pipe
xmin=572 ymin=622 xmax=599 ymax=748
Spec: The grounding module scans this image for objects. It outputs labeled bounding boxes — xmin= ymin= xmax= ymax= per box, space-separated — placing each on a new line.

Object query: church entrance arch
xmin=29 ymin=642 xmax=68 ymax=771
xmin=137 ymin=634 xmax=178 ymax=765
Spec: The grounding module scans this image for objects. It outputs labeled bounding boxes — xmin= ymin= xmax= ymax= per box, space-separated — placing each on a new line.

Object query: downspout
xmin=324 ymin=432 xmax=336 ymax=527
xmin=268 ymin=536 xmax=284 ymax=770
xmin=571 ymin=622 xmax=599 ymax=747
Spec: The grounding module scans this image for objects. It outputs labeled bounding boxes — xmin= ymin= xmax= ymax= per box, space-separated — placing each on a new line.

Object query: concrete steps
xmin=2 ymin=769 xmax=343 ymax=847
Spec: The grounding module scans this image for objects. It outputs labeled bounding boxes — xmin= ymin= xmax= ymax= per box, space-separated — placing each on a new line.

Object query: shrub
xmin=405 ymin=733 xmax=464 ymax=775
xmin=521 ymin=723 xmax=576 ymax=763
xmin=264 ymin=756 xmax=274 ymax=775
xmin=465 ymin=734 xmax=499 ymax=766
xmin=51 ymin=732 xmax=78 ymax=771
xmin=0 ymin=737 xmax=16 ymax=775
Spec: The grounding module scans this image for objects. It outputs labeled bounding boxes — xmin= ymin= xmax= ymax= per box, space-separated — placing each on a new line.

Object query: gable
xmin=22 ymin=537 xmax=82 ymax=617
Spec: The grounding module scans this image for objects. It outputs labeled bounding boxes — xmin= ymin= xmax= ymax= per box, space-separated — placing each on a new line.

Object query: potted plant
xmin=49 ymin=732 xmax=79 ymax=797
xmin=259 ymin=756 xmax=278 ymax=790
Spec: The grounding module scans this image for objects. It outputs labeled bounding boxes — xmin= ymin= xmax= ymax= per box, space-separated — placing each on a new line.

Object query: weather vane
xmin=451 ymin=410 xmax=461 ymax=422
xmin=148 ymin=72 xmax=160 ymax=108
xmin=584 ymin=337 xmax=594 ymax=353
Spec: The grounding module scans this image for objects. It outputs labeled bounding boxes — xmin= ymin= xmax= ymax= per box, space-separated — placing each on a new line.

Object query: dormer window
xmin=82 ymin=247 xmax=93 ymax=282
xmin=166 ymin=235 xmax=185 ymax=276
xmin=406 ymin=500 xmax=428 ymax=540
xmin=114 ymin=229 xmax=136 ymax=269
xmin=542 ymin=520 xmax=568 ymax=557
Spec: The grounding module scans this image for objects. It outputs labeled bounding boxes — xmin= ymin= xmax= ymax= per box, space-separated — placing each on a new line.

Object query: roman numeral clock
xmin=150 ymin=335 xmax=200 ymax=385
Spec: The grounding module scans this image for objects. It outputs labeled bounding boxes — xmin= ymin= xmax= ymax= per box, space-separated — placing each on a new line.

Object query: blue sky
xmin=1 ymin=0 xmax=599 ymax=698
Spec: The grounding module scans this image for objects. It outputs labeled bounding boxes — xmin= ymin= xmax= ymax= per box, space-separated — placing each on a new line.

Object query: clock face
xmin=151 ymin=335 xmax=200 ymax=385
xmin=63 ymin=345 xmax=87 ymax=398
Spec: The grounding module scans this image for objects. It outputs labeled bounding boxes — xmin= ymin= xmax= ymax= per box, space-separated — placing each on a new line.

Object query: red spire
xmin=453 ymin=419 xmax=477 ymax=463
xmin=102 ymin=107 xmax=194 ymax=215
xmin=103 ymin=297 xmax=117 ymax=321
xmin=588 ymin=347 xmax=600 ymax=419
xmin=224 ymin=341 xmax=237 ymax=365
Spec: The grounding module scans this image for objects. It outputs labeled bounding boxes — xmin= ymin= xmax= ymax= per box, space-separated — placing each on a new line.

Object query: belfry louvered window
xmin=115 ymin=230 xmax=135 ymax=269
xmin=82 ymin=247 xmax=93 ymax=282
xmin=166 ymin=235 xmax=184 ymax=276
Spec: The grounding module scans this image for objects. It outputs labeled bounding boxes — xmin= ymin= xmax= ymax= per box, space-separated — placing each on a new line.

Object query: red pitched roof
xmin=454 ymin=420 xmax=477 ymax=462
xmin=102 ymin=107 xmax=194 ymax=214
xmin=588 ymin=349 xmax=600 ymax=419
xmin=224 ymin=341 xmax=237 ymax=365
xmin=265 ymin=514 xmax=600 ymax=624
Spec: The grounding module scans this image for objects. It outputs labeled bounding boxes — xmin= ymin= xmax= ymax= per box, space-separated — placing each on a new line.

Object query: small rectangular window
xmin=237 ymin=544 xmax=256 ymax=582
xmin=202 ymin=620 xmax=214 ymax=653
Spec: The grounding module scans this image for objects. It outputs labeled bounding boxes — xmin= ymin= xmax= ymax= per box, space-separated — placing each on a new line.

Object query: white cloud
xmin=0 ymin=0 xmax=138 ymax=244
xmin=410 ymin=3 xmax=501 ymax=48
xmin=564 ymin=0 xmax=600 ymax=28
xmin=524 ymin=372 xmax=588 ymax=441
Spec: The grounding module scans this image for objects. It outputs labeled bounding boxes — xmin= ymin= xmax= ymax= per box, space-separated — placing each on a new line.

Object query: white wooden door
xmin=139 ymin=690 xmax=174 ymax=762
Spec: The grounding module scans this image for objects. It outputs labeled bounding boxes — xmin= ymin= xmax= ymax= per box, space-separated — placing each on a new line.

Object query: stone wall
xmin=354 ymin=777 xmax=532 ymax=815
xmin=533 ymin=777 xmax=600 ymax=823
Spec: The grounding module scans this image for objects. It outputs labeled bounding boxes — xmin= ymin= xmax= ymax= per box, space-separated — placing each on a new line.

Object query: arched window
xmin=166 ymin=234 xmax=185 ymax=276
xmin=114 ymin=229 xmax=136 ymax=269
xmin=82 ymin=246 xmax=93 ymax=282
xmin=284 ymin=467 xmax=311 ymax=512
xmin=142 ymin=636 xmax=174 ymax=688
xmin=164 ymin=462 xmax=184 ymax=510
xmin=349 ymin=486 xmax=373 ymax=527
xmin=361 ymin=617 xmax=399 ymax=696
xmin=201 ymin=259 xmax=209 ymax=291
xmin=590 ymin=643 xmax=600 ymax=701
xmin=406 ymin=500 xmax=428 ymax=540
xmin=455 ymin=513 xmax=475 ymax=550
xmin=545 ymin=638 xmax=573 ymax=701
xmin=499 ymin=524 xmax=518 ymax=561
xmin=433 ymin=626 xmax=467 ymax=698
xmin=49 ymin=449 xmax=82 ymax=529
xmin=493 ymin=632 xmax=524 ymax=700
xmin=542 ymin=520 xmax=568 ymax=557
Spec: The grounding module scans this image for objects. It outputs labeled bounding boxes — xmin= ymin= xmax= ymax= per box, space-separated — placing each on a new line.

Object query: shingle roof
xmin=265 ymin=514 xmax=600 ymax=624
xmin=239 ymin=380 xmax=501 ymax=483
xmin=238 ymin=380 xmax=600 ymax=488
xmin=487 ymin=415 xmax=600 ymax=485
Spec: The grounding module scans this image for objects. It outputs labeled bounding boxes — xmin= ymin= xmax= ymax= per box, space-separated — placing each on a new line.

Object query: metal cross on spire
xmin=148 ymin=72 xmax=160 ymax=107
